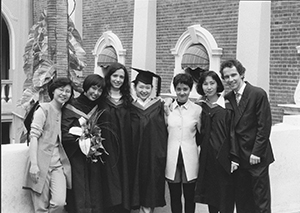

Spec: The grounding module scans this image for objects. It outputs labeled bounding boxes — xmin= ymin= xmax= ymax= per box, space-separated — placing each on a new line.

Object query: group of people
xmin=23 ymin=58 xmax=274 ymax=213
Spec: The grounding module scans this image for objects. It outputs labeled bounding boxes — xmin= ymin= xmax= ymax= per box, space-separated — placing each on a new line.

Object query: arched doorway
xmin=1 ymin=16 xmax=11 ymax=144
xmin=1 ymin=16 xmax=10 ymax=80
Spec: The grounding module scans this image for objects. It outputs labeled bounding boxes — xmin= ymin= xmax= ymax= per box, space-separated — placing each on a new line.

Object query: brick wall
xmin=82 ymin=0 xmax=135 ymax=76
xmin=270 ymin=1 xmax=300 ymax=123
xmin=31 ymin=1 xmax=300 ymax=124
xmin=157 ymin=0 xmax=239 ymax=93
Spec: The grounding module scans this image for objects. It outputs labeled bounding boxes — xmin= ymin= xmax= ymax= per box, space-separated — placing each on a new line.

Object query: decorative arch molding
xmin=92 ymin=31 xmax=126 ymax=74
xmin=2 ymin=4 xmax=17 ymax=70
xmin=169 ymin=24 xmax=222 ymax=98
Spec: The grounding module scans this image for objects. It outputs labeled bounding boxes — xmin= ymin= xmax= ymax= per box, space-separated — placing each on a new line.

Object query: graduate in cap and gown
xmin=130 ymin=68 xmax=168 ymax=213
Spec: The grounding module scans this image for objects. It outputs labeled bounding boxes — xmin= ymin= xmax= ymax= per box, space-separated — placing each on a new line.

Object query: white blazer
xmin=165 ymin=99 xmax=201 ymax=181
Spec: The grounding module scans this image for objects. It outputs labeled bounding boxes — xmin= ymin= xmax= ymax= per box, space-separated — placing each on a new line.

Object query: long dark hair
xmin=104 ymin=62 xmax=131 ymax=107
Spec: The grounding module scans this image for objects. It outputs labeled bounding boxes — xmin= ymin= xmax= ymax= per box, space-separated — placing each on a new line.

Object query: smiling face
xmin=202 ymin=76 xmax=218 ymax=99
xmin=135 ymin=81 xmax=153 ymax=102
xmin=222 ymin=66 xmax=244 ymax=93
xmin=84 ymin=85 xmax=103 ymax=101
xmin=175 ymin=83 xmax=191 ymax=103
xmin=53 ymin=85 xmax=72 ymax=105
xmin=110 ymin=69 xmax=125 ymax=91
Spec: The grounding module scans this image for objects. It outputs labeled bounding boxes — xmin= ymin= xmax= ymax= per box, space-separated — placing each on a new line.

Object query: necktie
xmin=236 ymin=93 xmax=241 ymax=105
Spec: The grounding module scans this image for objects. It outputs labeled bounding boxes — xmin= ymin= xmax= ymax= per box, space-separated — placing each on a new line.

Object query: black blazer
xmin=225 ymin=82 xmax=275 ymax=169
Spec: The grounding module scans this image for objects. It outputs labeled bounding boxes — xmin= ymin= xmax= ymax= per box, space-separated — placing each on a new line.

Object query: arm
xmin=226 ymin=105 xmax=240 ymax=172
xmin=251 ymin=90 xmax=272 ymax=159
xmin=163 ymin=97 xmax=174 ymax=116
xmin=29 ymin=136 xmax=40 ymax=183
xmin=61 ymin=107 xmax=81 ymax=145
xmin=195 ymin=106 xmax=202 ymax=146
xmin=196 ymin=108 xmax=202 ymax=133
xmin=28 ymin=108 xmax=46 ymax=183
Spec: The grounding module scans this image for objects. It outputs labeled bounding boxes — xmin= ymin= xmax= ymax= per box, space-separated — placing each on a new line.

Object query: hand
xmin=164 ymin=97 xmax=173 ymax=116
xmin=249 ymin=154 xmax=261 ymax=165
xmin=29 ymin=164 xmax=40 ymax=184
xmin=231 ymin=161 xmax=239 ymax=173
xmin=78 ymin=117 xmax=87 ymax=126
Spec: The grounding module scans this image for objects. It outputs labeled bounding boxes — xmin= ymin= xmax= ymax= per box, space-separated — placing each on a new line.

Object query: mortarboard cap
xmin=131 ymin=67 xmax=162 ymax=96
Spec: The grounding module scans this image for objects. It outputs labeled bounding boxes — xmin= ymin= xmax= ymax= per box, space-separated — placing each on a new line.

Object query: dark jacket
xmin=225 ymin=82 xmax=275 ymax=169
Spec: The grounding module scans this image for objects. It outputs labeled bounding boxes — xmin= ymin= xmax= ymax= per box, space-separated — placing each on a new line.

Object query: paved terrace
xmin=2 ymin=115 xmax=300 ymax=213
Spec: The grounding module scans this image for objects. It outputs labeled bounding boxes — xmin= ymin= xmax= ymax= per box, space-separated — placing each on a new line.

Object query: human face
xmin=84 ymin=85 xmax=103 ymax=101
xmin=53 ymin=85 xmax=72 ymax=105
xmin=135 ymin=81 xmax=152 ymax=102
xmin=202 ymin=76 xmax=218 ymax=99
xmin=110 ymin=69 xmax=125 ymax=91
xmin=175 ymin=83 xmax=191 ymax=103
xmin=222 ymin=66 xmax=244 ymax=92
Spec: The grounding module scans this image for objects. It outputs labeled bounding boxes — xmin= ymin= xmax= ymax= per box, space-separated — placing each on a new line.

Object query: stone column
xmin=236 ymin=1 xmax=271 ymax=94
xmin=131 ymin=0 xmax=157 ymax=76
xmin=294 ymin=46 xmax=300 ymax=105
xmin=131 ymin=0 xmax=157 ymax=98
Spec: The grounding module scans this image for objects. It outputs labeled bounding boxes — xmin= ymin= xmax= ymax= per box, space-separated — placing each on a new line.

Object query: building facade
xmin=2 ymin=0 xmax=300 ymax=143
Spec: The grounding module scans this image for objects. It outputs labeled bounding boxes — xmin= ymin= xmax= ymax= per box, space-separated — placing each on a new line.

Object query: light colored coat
xmin=23 ymin=103 xmax=72 ymax=194
xmin=165 ymin=100 xmax=202 ymax=181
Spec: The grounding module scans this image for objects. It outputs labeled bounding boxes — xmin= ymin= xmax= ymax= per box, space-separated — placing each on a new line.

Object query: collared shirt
xmin=166 ymin=99 xmax=202 ymax=181
xmin=235 ymin=82 xmax=246 ymax=104
xmin=208 ymin=95 xmax=226 ymax=109
xmin=169 ymin=99 xmax=201 ymax=132
xmin=236 ymin=81 xmax=246 ymax=96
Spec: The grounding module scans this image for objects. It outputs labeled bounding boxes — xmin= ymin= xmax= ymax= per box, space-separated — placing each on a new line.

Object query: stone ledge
xmin=1 ymin=143 xmax=34 ymax=213
xmin=278 ymin=104 xmax=300 ymax=115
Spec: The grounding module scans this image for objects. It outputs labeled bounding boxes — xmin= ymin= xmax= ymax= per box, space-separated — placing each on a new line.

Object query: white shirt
xmin=235 ymin=81 xmax=246 ymax=96
xmin=165 ymin=99 xmax=202 ymax=181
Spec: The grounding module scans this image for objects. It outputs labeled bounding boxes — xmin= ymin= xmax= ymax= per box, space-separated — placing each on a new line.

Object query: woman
xmin=194 ymin=71 xmax=238 ymax=213
xmin=101 ymin=62 xmax=132 ymax=213
xmin=130 ymin=68 xmax=168 ymax=213
xmin=23 ymin=77 xmax=73 ymax=213
xmin=61 ymin=74 xmax=105 ymax=213
xmin=165 ymin=73 xmax=202 ymax=213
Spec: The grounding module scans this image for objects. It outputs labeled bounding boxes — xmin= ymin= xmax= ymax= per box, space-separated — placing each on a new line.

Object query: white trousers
xmin=31 ymin=166 xmax=67 ymax=213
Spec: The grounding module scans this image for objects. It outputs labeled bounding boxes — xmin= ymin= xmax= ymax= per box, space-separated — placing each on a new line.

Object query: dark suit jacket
xmin=225 ymin=82 xmax=275 ymax=169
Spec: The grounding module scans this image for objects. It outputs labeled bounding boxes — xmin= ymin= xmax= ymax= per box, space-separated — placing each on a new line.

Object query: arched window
xmin=92 ymin=31 xmax=126 ymax=77
xmin=181 ymin=43 xmax=209 ymax=83
xmin=97 ymin=46 xmax=118 ymax=68
xmin=170 ymin=24 xmax=222 ymax=98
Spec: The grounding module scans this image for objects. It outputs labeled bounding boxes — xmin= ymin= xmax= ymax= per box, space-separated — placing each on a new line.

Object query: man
xmin=219 ymin=59 xmax=275 ymax=213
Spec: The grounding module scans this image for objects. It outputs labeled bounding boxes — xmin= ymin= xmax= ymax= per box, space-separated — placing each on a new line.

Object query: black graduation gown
xmin=194 ymin=100 xmax=237 ymax=212
xmin=130 ymin=98 xmax=168 ymax=209
xmin=100 ymin=96 xmax=132 ymax=211
xmin=61 ymin=93 xmax=104 ymax=213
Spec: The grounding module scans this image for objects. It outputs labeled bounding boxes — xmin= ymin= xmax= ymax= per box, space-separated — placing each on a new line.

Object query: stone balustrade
xmin=1 ymin=79 xmax=13 ymax=104
xmin=1 ymin=80 xmax=13 ymax=122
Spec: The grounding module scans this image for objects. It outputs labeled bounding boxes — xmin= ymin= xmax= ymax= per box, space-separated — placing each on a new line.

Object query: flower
xmin=69 ymin=109 xmax=109 ymax=163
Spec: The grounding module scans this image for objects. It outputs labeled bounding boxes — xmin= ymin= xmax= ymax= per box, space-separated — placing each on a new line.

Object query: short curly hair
xmin=172 ymin=73 xmax=194 ymax=90
xmin=219 ymin=59 xmax=246 ymax=80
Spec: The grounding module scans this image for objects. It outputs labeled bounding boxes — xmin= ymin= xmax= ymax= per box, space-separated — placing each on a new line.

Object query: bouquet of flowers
xmin=69 ymin=109 xmax=109 ymax=163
